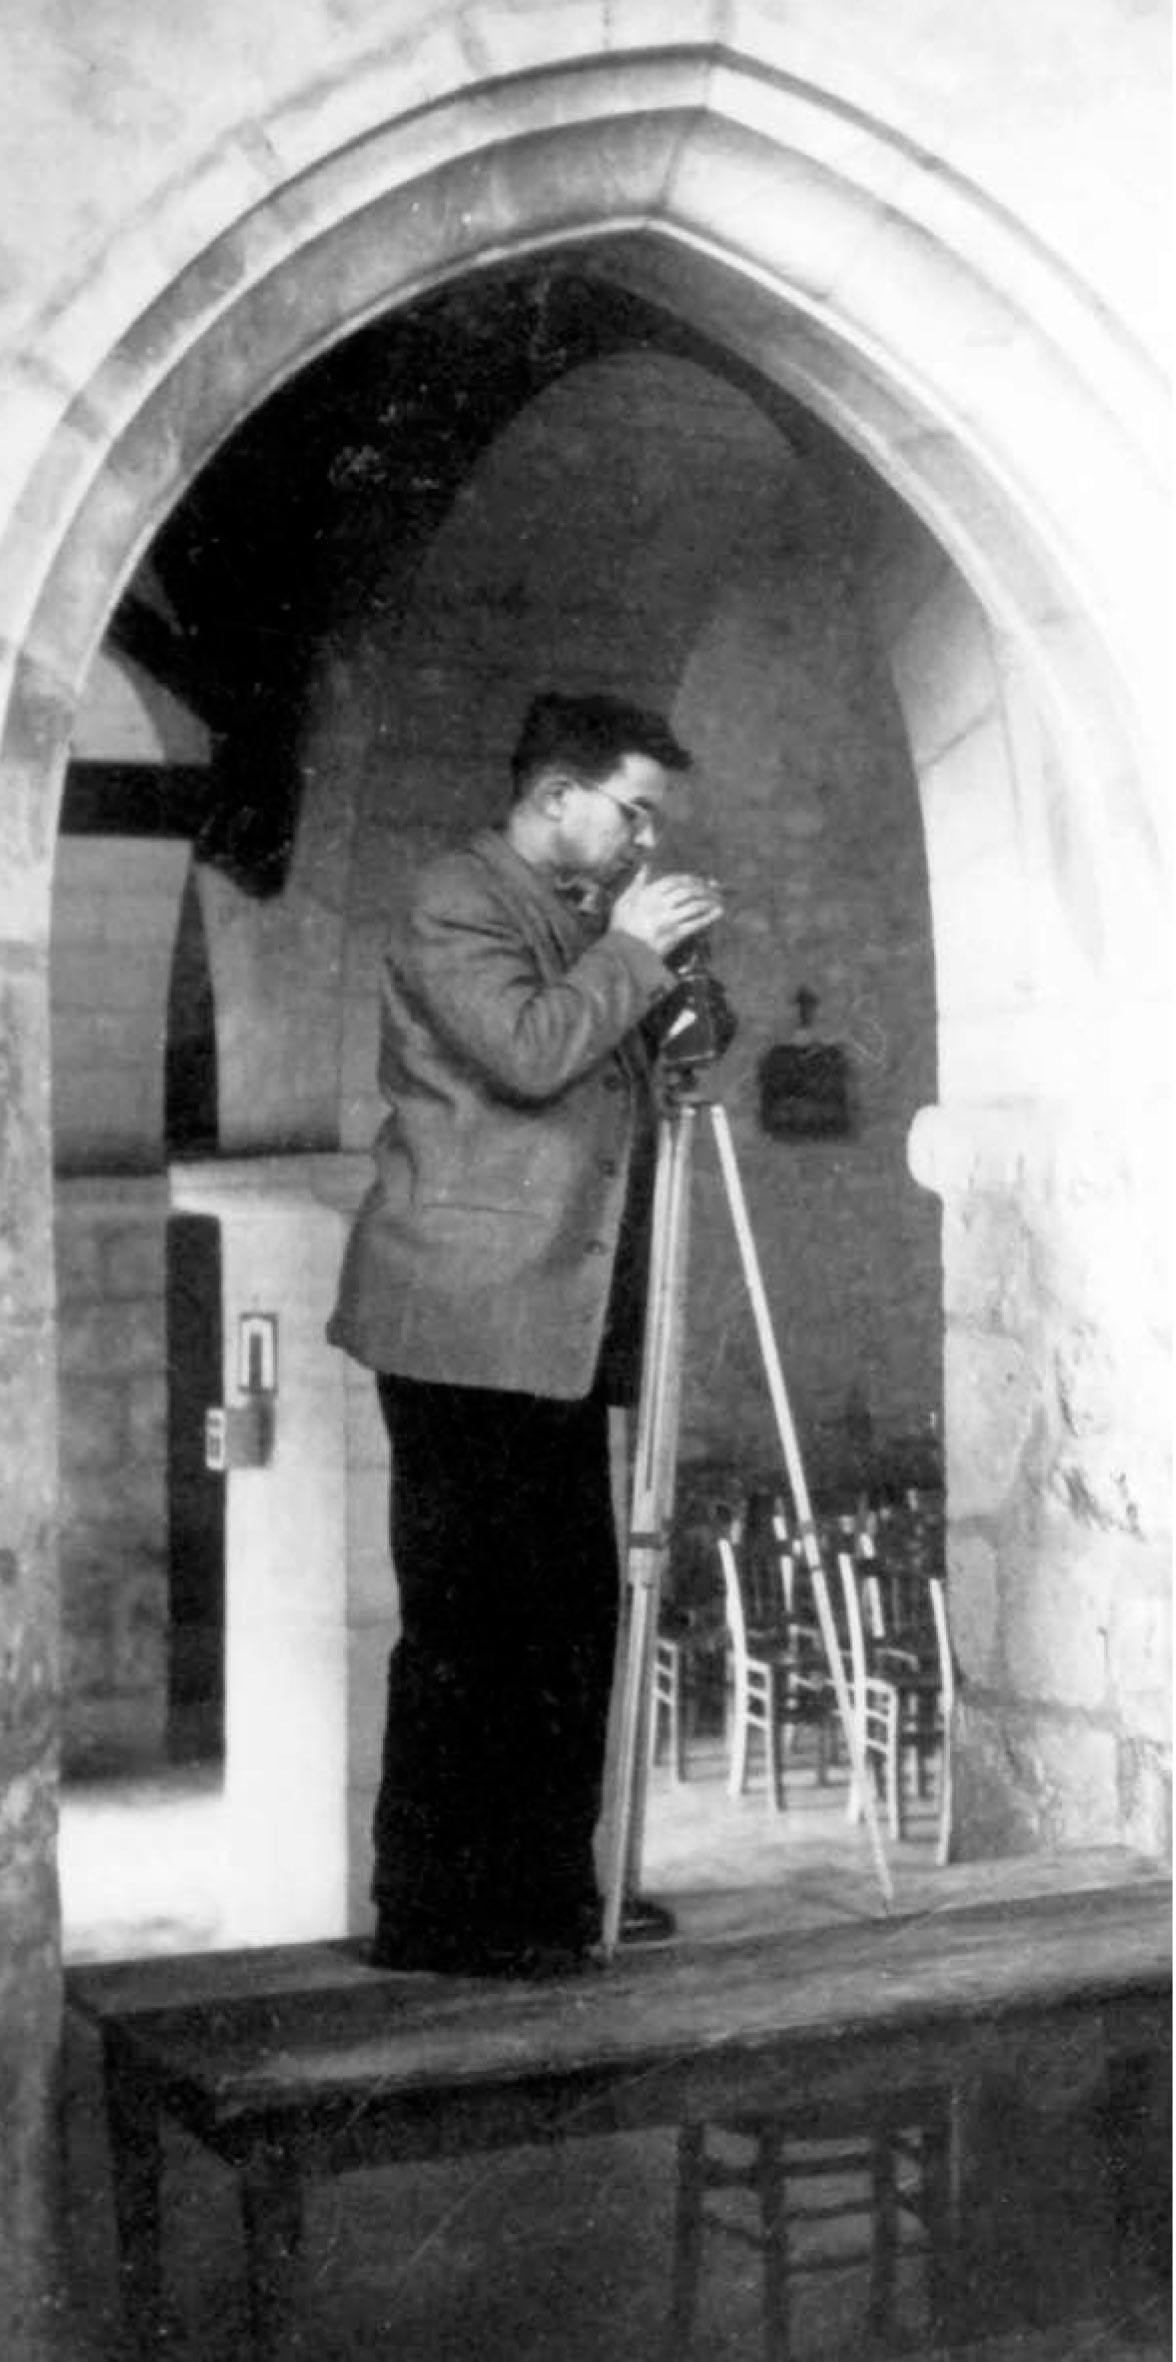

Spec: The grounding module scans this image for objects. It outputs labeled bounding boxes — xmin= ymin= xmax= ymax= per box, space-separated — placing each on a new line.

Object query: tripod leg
xmin=706 ymin=1102 xmax=895 ymax=1913
xmin=602 ymin=1103 xmax=695 ymax=1954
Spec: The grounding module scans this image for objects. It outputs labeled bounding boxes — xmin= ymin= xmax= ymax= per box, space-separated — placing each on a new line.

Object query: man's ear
xmin=537 ymin=769 xmax=575 ymax=821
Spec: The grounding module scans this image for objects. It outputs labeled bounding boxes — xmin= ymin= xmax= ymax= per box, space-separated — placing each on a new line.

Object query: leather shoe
xmin=618 ymin=1892 xmax=677 ymax=1944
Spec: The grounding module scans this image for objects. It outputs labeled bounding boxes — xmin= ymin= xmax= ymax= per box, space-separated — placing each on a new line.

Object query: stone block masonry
xmin=0 ymin=10 xmax=1166 ymax=2358
xmin=54 ymin=1179 xmax=170 ymax=1773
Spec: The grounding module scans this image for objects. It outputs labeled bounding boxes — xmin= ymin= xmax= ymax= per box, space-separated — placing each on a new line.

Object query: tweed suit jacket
xmin=327 ymin=829 xmax=673 ymax=1399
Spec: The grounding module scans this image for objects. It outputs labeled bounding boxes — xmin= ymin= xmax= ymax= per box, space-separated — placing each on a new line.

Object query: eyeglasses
xmin=582 ymin=782 xmax=664 ymax=839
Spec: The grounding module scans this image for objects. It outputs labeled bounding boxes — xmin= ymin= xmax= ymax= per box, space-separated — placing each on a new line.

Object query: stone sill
xmin=55 ymin=1156 xmax=371 ymax=1221
xmin=169 ymin=1151 xmax=369 ymax=1218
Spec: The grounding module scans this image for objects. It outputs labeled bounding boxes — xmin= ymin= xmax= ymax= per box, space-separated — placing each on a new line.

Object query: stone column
xmin=169 ymin=1153 xmax=389 ymax=1941
xmin=0 ymin=940 xmax=62 ymax=2358
xmin=910 ymin=1101 xmax=1171 ymax=1860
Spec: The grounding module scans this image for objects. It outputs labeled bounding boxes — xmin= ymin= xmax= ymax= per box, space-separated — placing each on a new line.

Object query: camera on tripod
xmin=656 ymin=934 xmax=737 ymax=1078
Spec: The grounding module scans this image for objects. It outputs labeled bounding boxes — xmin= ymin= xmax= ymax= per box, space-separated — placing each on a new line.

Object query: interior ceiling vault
xmin=88 ymin=248 xmax=885 ymax=893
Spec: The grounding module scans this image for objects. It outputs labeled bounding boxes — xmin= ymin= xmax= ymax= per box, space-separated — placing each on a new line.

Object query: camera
xmin=656 ymin=934 xmax=737 ymax=1076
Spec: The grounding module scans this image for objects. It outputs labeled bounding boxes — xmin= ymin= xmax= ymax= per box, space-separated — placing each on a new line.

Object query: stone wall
xmin=913 ymin=1105 xmax=1171 ymax=1860
xmin=54 ymin=1181 xmax=170 ymax=1774
xmin=865 ymin=487 xmax=1171 ymax=1861
xmin=0 ymin=10 xmax=1167 ymax=2349
xmin=168 ymin=1154 xmax=389 ymax=1945
xmin=0 ymin=943 xmax=60 ymax=2359
xmin=50 ymin=838 xmax=188 ymax=1777
xmin=327 ymin=351 xmax=941 ymax=1490
xmin=50 ymin=839 xmax=189 ymax=1175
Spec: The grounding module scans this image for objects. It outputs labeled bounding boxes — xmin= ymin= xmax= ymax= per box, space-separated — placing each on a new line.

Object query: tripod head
xmin=656 ymin=933 xmax=737 ymax=1089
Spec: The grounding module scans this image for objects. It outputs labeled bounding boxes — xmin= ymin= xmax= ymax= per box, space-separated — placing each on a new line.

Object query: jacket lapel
xmin=470 ymin=830 xmax=599 ymax=971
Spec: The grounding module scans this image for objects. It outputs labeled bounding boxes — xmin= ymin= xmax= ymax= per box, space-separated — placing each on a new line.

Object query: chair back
xmin=771 ymin=1528 xmax=830 ymax=1672
xmin=715 ymin=1515 xmax=752 ymax=1681
xmin=929 ymin=1575 xmax=954 ymax=1717
xmin=928 ymin=1573 xmax=955 ymax=1865
xmin=768 ymin=1496 xmax=795 ymax=1610
xmin=738 ymin=1488 xmax=788 ymax=1634
xmin=833 ymin=1547 xmax=871 ymax=1696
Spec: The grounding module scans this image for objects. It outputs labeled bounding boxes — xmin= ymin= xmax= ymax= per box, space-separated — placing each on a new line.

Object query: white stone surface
xmin=1108 ymin=1571 xmax=1172 ymax=1749
xmin=72 ymin=646 xmax=211 ymax=764
xmin=170 ymin=1161 xmax=374 ymax=1938
xmin=50 ymin=836 xmax=189 ymax=1169
xmin=947 ymin=1530 xmax=1000 ymax=1687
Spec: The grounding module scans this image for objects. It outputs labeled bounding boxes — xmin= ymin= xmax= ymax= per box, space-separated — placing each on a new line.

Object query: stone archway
xmin=4 ymin=31 xmax=1164 ymax=1803
xmin=0 ymin=42 xmax=1167 ymax=2339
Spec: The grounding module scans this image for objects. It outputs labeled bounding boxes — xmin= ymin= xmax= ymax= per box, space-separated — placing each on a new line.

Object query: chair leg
xmin=764 ymin=1673 xmax=784 ymax=1814
xmin=670 ymin=1669 xmax=686 ymax=1783
xmin=729 ymin=1678 xmax=750 ymax=1798
xmin=755 ymin=2122 xmax=790 ymax=2361
xmin=649 ymin=1650 xmax=689 ymax=1785
xmin=935 ymin=1726 xmax=953 ymax=1867
xmin=663 ymin=1652 xmax=685 ymax=1786
xmin=845 ymin=1690 xmax=865 ymax=1823
xmin=867 ymin=2128 xmax=900 ymax=2339
xmin=664 ymin=2123 xmax=707 ymax=2358
xmin=887 ymin=1705 xmax=903 ymax=1842
xmin=919 ymin=2093 xmax=960 ymax=2340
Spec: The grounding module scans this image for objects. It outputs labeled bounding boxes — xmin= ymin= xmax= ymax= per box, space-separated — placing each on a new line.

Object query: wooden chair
xmin=665 ymin=2086 xmax=957 ymax=2359
xmin=765 ymin=1503 xmax=839 ymax=1766
xmin=717 ymin=1516 xmax=789 ymax=1812
xmin=850 ymin=1516 xmax=955 ymax=1864
xmin=650 ymin=1633 xmax=689 ymax=1783
xmin=771 ymin=1502 xmax=900 ymax=1824
xmin=928 ymin=1576 xmax=955 ymax=1866
xmin=649 ymin=1479 xmax=734 ymax=1783
xmin=716 ymin=1516 xmax=830 ymax=1811
xmin=649 ymin=1620 xmax=726 ymax=1784
xmin=832 ymin=1544 xmax=903 ymax=1839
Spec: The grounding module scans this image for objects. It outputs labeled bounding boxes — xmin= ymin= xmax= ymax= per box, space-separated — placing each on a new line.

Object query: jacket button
xmin=586 ymin=1240 xmax=608 ymax=1255
xmin=599 ymin=1158 xmax=618 ymax=1176
xmin=603 ymin=1074 xmax=624 ymax=1092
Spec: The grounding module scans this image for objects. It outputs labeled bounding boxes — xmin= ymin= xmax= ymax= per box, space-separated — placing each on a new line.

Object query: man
xmin=327 ymin=690 xmax=722 ymax=1975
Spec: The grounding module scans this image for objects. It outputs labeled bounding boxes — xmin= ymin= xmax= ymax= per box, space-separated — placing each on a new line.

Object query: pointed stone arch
xmin=0 ymin=18 xmax=1168 ymax=2154
xmin=2 ymin=49 xmax=1163 ymax=894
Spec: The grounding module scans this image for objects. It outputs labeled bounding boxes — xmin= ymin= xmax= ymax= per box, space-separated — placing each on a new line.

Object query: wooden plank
xmin=89 ymin=1882 xmax=1170 ymax=2140
xmin=67 ymin=1937 xmax=372 ymax=2023
xmin=106 ymin=1988 xmax=1170 ymax=2184
xmin=65 ymin=1848 xmax=1163 ymax=2024
xmin=80 ymin=1877 xmax=1171 ymax=2362
xmin=65 ymin=1853 xmax=1165 ymax=2014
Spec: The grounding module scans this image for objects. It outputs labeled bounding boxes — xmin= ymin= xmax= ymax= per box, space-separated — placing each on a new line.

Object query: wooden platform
xmin=67 ymin=1868 xmax=1171 ymax=2358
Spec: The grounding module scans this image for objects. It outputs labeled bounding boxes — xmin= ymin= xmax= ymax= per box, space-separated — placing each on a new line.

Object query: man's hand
xmin=608 ymin=868 xmax=724 ymax=960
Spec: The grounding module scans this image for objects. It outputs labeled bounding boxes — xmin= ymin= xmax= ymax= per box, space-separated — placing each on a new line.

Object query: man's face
xmin=555 ymin=753 xmax=671 ymax=886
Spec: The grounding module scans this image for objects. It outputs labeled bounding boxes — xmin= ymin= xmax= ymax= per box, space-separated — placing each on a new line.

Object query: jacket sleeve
xmin=402 ymin=859 xmax=672 ymax=1102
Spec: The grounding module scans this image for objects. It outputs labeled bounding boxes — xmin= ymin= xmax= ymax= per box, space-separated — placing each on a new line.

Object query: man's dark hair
xmin=510 ymin=690 xmax=692 ymax=798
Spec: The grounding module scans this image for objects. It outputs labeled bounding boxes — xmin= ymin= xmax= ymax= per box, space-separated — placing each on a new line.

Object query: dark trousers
xmin=373 ymin=1374 xmax=620 ymax=1952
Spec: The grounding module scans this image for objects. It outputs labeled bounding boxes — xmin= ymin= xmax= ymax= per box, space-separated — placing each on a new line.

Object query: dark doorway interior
xmin=165 ymin=1214 xmax=225 ymax=1763
xmin=166 ymin=869 xmax=219 ymax=1155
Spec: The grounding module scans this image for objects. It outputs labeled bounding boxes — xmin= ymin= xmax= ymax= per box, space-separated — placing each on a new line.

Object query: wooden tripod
xmin=601 ymin=1083 xmax=894 ymax=1955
